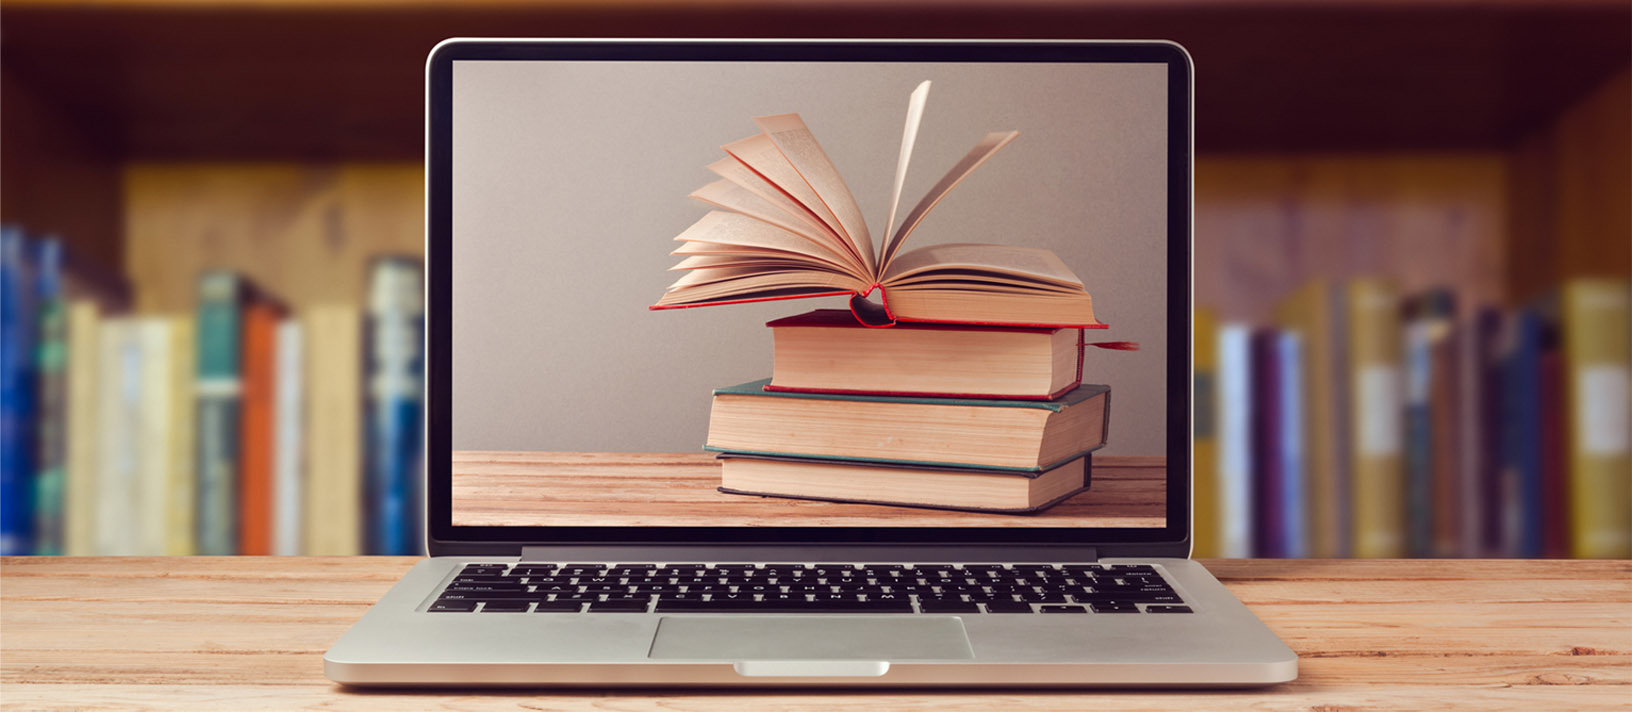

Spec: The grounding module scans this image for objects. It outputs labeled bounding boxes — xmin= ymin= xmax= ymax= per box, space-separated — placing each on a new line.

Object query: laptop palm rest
xmin=648 ymin=616 xmax=975 ymax=676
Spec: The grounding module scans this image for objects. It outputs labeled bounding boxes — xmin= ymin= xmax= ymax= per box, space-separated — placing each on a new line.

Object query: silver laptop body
xmin=325 ymin=38 xmax=1297 ymax=687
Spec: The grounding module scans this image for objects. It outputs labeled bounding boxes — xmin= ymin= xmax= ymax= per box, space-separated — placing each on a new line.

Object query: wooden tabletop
xmin=452 ymin=452 xmax=1166 ymax=528
xmin=2 ymin=557 xmax=1627 ymax=710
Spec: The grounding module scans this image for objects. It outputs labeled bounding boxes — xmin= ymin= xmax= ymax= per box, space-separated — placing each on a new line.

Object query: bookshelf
xmin=2 ymin=0 xmax=1628 ymax=556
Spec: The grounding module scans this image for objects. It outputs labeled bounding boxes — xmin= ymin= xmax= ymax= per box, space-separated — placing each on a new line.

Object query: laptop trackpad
xmin=649 ymin=616 xmax=975 ymax=665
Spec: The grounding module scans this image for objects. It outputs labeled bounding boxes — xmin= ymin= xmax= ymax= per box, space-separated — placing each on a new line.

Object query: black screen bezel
xmin=426 ymin=39 xmax=1193 ymax=554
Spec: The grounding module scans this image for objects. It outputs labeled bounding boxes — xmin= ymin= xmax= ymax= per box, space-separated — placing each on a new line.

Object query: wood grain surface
xmin=1 ymin=557 xmax=1627 ymax=710
xmin=451 ymin=452 xmax=1166 ymax=528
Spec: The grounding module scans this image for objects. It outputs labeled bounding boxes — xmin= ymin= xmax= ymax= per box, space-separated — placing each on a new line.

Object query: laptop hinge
xmin=518 ymin=546 xmax=1101 ymax=563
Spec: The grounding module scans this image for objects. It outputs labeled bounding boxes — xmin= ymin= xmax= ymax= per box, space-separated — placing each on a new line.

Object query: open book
xmin=651 ymin=81 xmax=1104 ymax=329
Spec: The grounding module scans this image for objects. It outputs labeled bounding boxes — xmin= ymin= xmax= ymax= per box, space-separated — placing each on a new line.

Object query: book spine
xmin=1217 ymin=324 xmax=1255 ymax=558
xmin=1562 ymin=279 xmax=1631 ymax=558
xmin=238 ymin=300 xmax=280 ymax=556
xmin=1472 ymin=309 xmax=1506 ymax=557
xmin=63 ymin=301 xmax=101 ymax=556
xmin=1499 ymin=310 xmax=1544 ymax=558
xmin=32 ymin=238 xmax=66 ymax=555
xmin=195 ymin=272 xmax=243 ymax=556
xmin=365 ymin=259 xmax=425 ymax=555
xmin=1347 ymin=280 xmax=1404 ymax=558
xmin=1278 ymin=331 xmax=1308 ymax=558
xmin=95 ymin=320 xmax=141 ymax=555
xmin=1251 ymin=329 xmax=1287 ymax=558
xmin=273 ymin=318 xmax=304 ymax=556
xmin=166 ymin=317 xmax=197 ymax=555
xmin=304 ymin=305 xmax=362 ymax=555
xmin=135 ymin=319 xmax=173 ymax=555
xmin=1327 ymin=282 xmax=1353 ymax=557
xmin=1190 ymin=308 xmax=1219 ymax=559
xmin=0 ymin=227 xmax=37 ymax=554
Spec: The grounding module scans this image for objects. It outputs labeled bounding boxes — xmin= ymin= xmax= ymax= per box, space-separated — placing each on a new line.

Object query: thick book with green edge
xmin=705 ymin=378 xmax=1110 ymax=472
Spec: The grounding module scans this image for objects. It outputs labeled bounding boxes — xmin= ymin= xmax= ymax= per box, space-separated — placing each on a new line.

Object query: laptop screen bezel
xmin=425 ymin=39 xmax=1193 ymax=555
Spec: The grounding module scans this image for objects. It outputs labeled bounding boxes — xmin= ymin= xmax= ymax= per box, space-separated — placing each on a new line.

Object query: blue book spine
xmin=365 ymin=259 xmax=424 ymax=556
xmin=1402 ymin=320 xmax=1434 ymax=558
xmin=0 ymin=228 xmax=36 ymax=555
xmin=31 ymin=238 xmax=66 ymax=555
xmin=1279 ymin=331 xmax=1308 ymax=558
xmin=0 ymin=227 xmax=37 ymax=555
xmin=1501 ymin=311 xmax=1543 ymax=558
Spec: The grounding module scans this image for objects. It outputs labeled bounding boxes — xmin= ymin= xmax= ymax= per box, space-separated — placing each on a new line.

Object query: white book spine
xmin=273 ymin=318 xmax=304 ymax=556
xmin=95 ymin=321 xmax=140 ymax=555
xmin=134 ymin=319 xmax=173 ymax=556
xmin=1217 ymin=324 xmax=1255 ymax=558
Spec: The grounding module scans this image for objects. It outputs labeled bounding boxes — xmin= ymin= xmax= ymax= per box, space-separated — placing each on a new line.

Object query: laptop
xmin=324 ymin=38 xmax=1298 ymax=687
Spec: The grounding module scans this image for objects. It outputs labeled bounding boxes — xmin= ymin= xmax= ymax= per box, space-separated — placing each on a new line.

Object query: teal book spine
xmin=194 ymin=272 xmax=243 ymax=555
xmin=31 ymin=239 xmax=66 ymax=555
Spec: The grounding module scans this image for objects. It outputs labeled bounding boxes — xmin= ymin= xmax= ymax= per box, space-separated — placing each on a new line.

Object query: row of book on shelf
xmin=0 ymin=226 xmax=427 ymax=556
xmin=1192 ymin=277 xmax=1631 ymax=559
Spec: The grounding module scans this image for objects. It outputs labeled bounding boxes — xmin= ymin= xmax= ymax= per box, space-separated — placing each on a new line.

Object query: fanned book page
xmin=653 ymin=81 xmax=1104 ymax=329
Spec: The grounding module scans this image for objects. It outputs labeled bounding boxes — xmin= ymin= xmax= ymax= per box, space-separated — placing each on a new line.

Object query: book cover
xmin=707 ymin=378 xmax=1110 ymax=472
xmin=652 ymin=81 xmax=1105 ymax=330
xmin=31 ymin=238 xmax=66 ymax=555
xmin=0 ymin=226 xmax=37 ymax=554
xmin=365 ymin=257 xmax=425 ymax=556
xmin=63 ymin=300 xmax=100 ymax=556
xmin=1191 ymin=307 xmax=1219 ymax=558
xmin=1561 ymin=278 xmax=1631 ymax=558
xmin=717 ymin=452 xmax=1093 ymax=515
xmin=273 ymin=318 xmax=304 ymax=556
xmin=1346 ymin=279 xmax=1404 ymax=558
xmin=1252 ymin=330 xmax=1306 ymax=557
xmin=195 ymin=271 xmax=244 ymax=556
xmin=304 ymin=305 xmax=362 ymax=555
xmin=238 ymin=299 xmax=282 ymax=556
xmin=1216 ymin=323 xmax=1255 ymax=558
xmin=764 ymin=309 xmax=1087 ymax=400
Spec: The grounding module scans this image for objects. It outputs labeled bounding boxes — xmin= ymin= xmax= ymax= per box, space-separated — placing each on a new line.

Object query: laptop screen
xmin=437 ymin=42 xmax=1188 ymax=546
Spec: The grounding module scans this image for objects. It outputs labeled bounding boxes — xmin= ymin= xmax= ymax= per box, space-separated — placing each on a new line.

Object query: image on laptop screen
xmin=450 ymin=57 xmax=1169 ymax=530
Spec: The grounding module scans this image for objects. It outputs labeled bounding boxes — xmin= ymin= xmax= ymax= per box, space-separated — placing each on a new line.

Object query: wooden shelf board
xmin=1 ymin=0 xmax=1627 ymax=159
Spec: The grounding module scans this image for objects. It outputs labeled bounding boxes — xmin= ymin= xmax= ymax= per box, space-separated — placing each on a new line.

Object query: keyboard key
xmin=1040 ymin=605 xmax=1088 ymax=614
xmin=429 ymin=600 xmax=478 ymax=612
xmin=984 ymin=600 xmax=1034 ymax=613
xmin=589 ymin=599 xmax=650 ymax=612
xmin=918 ymin=599 xmax=980 ymax=613
xmin=1089 ymin=602 xmax=1140 ymax=613
xmin=533 ymin=601 xmax=585 ymax=612
xmin=1145 ymin=605 xmax=1193 ymax=613
xmin=655 ymin=599 xmax=913 ymax=614
xmin=436 ymin=590 xmax=542 ymax=601
xmin=479 ymin=600 xmax=531 ymax=612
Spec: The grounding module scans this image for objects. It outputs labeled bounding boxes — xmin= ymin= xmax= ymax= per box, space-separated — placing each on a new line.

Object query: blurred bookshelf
xmin=1 ymin=0 xmax=1628 ymax=556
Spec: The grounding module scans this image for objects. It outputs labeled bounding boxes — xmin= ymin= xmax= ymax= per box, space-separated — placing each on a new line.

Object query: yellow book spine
xmin=1347 ymin=279 xmax=1405 ymax=558
xmin=63 ymin=301 xmax=101 ymax=556
xmin=1562 ymin=279 xmax=1631 ymax=558
xmin=166 ymin=317 xmax=197 ymax=555
xmin=1191 ymin=307 xmax=1219 ymax=558
xmin=304 ymin=305 xmax=362 ymax=555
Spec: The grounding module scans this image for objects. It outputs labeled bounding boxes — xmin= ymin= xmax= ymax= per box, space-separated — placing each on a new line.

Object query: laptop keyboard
xmin=428 ymin=563 xmax=1191 ymax=614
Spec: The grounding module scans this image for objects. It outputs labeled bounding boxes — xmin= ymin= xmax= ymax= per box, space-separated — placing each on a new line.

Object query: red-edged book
xmin=766 ymin=309 xmax=1086 ymax=400
xmin=649 ymin=80 xmax=1106 ymax=330
xmin=238 ymin=297 xmax=284 ymax=556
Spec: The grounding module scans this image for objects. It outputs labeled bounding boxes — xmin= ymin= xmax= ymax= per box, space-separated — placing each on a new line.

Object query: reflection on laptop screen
xmin=451 ymin=58 xmax=1168 ymax=530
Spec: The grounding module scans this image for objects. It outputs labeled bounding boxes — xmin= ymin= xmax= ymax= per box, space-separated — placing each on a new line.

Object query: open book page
xmin=882 ymin=80 xmax=933 ymax=260
xmin=721 ymin=133 xmax=863 ymax=270
xmin=704 ymin=156 xmax=850 ymax=258
xmin=657 ymin=268 xmax=866 ymax=306
xmin=881 ymin=287 xmax=1099 ymax=327
xmin=881 ymin=243 xmax=1088 ymax=290
xmin=669 ymin=253 xmax=861 ymax=276
xmin=752 ymin=113 xmax=877 ymax=279
xmin=690 ymin=179 xmax=866 ymax=275
xmin=879 ymin=130 xmax=1020 ymax=274
xmin=674 ymin=211 xmax=862 ymax=274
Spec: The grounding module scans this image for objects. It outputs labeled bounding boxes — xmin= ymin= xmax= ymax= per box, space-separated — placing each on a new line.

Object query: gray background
xmin=452 ymin=59 xmax=1168 ymax=456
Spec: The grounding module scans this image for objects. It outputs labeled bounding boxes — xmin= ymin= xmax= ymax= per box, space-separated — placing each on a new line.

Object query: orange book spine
xmin=238 ymin=301 xmax=280 ymax=555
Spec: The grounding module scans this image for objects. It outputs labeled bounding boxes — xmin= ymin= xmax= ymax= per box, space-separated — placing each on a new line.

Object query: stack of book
xmin=700 ymin=311 xmax=1111 ymax=514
